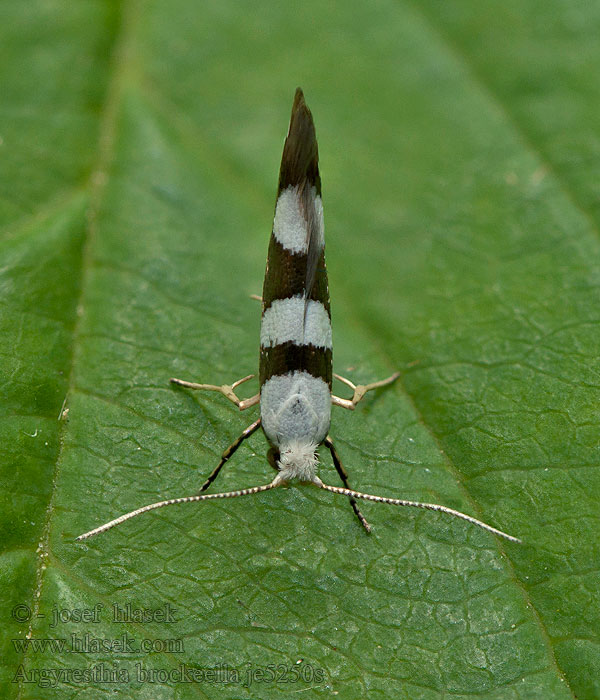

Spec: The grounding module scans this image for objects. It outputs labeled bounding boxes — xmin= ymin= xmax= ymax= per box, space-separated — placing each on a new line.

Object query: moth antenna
xmin=76 ymin=478 xmax=284 ymax=541
xmin=312 ymin=478 xmax=521 ymax=543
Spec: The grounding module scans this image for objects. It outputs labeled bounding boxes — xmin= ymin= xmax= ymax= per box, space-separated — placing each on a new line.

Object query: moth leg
xmin=197 ymin=419 xmax=262 ymax=493
xmin=266 ymin=447 xmax=280 ymax=472
xmin=324 ymin=436 xmax=371 ymax=533
xmin=170 ymin=373 xmax=260 ymax=410
xmin=250 ymin=294 xmax=263 ymax=302
xmin=331 ymin=371 xmax=400 ymax=410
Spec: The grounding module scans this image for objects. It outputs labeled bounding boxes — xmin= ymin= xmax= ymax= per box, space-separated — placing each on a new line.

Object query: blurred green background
xmin=1 ymin=1 xmax=599 ymax=698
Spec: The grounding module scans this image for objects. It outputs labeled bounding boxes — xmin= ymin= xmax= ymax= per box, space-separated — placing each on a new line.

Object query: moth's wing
xmin=277 ymin=89 xmax=323 ymax=333
xmin=278 ymin=89 xmax=321 ymax=199
xmin=302 ymin=181 xmax=322 ymax=321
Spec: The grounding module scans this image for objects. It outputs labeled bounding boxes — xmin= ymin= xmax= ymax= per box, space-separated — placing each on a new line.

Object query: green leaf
xmin=2 ymin=0 xmax=598 ymax=698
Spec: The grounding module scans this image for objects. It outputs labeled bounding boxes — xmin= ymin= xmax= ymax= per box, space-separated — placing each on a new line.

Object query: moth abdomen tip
xmin=278 ymin=88 xmax=320 ymax=193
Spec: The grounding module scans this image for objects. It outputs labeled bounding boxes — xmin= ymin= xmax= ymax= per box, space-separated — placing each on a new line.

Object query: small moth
xmin=77 ymin=89 xmax=519 ymax=544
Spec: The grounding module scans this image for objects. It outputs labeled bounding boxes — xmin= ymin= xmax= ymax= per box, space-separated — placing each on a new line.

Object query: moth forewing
xmin=77 ymin=89 xmax=520 ymax=545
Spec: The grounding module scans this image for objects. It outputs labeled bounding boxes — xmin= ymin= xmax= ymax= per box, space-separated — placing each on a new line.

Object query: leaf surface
xmin=1 ymin=1 xmax=598 ymax=698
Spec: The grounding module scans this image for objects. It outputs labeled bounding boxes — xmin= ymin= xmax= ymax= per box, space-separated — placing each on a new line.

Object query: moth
xmin=77 ymin=89 xmax=519 ymax=543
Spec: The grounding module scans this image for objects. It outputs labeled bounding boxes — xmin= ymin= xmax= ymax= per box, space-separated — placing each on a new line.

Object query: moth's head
xmin=276 ymin=440 xmax=319 ymax=482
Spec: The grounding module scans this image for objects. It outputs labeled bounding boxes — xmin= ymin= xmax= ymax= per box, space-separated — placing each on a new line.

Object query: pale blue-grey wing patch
xmin=301 ymin=181 xmax=324 ymax=334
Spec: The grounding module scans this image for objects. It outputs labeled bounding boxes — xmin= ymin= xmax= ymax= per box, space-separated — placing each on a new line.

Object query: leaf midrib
xmin=16 ymin=0 xmax=141 ymax=692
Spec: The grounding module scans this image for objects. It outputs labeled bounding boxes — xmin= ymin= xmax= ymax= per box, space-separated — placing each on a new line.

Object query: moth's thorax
xmin=260 ymin=370 xmax=331 ymax=448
